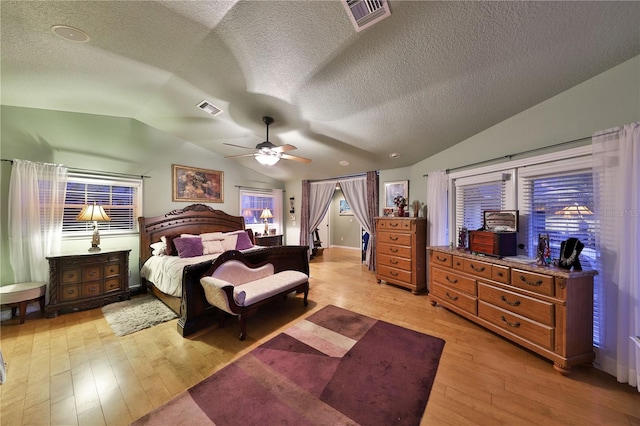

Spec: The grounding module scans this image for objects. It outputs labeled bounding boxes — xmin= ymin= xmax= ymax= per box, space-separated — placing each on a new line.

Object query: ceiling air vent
xmin=197 ymin=100 xmax=223 ymax=117
xmin=343 ymin=0 xmax=391 ymax=32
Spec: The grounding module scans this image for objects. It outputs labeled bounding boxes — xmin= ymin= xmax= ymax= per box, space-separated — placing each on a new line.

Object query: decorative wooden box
xmin=469 ymin=210 xmax=518 ymax=257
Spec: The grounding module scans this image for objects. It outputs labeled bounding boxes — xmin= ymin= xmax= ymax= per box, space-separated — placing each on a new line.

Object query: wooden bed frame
xmin=138 ymin=203 xmax=310 ymax=337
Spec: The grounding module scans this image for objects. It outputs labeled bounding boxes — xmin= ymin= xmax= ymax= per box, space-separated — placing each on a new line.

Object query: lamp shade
xmin=76 ymin=202 xmax=111 ymax=222
xmin=259 ymin=208 xmax=273 ymax=219
xmin=554 ymin=204 xmax=593 ymax=216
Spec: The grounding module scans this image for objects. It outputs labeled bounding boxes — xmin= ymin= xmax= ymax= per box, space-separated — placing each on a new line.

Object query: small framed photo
xmin=383 ymin=208 xmax=394 ymax=217
xmin=339 ymin=199 xmax=353 ymax=215
xmin=172 ymin=164 xmax=223 ymax=202
xmin=384 ymin=180 xmax=408 ymax=208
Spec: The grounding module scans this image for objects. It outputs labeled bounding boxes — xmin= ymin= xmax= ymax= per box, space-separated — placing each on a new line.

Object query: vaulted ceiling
xmin=2 ymin=1 xmax=639 ymax=181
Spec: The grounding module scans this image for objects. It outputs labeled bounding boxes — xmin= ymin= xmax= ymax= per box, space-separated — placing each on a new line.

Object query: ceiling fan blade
xmin=281 ymin=153 xmax=312 ymax=163
xmin=223 ymin=142 xmax=254 ymax=150
xmin=271 ymin=144 xmax=297 ymax=153
xmin=225 ymin=153 xmax=256 ymax=159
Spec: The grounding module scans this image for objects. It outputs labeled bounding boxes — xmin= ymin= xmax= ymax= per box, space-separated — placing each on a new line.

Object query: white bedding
xmin=140 ymin=247 xmax=264 ymax=297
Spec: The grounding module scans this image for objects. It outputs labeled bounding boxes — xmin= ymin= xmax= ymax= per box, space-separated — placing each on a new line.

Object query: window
xmin=62 ymin=174 xmax=142 ymax=236
xmin=240 ymin=189 xmax=276 ymax=233
xmin=451 ymin=147 xmax=602 ymax=346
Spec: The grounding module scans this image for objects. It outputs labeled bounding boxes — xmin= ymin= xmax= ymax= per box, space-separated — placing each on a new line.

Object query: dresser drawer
xmin=511 ymin=269 xmax=554 ymax=296
xmin=82 ymin=281 xmax=102 ymax=298
xmin=104 ymin=278 xmax=121 ymax=292
xmin=431 ymin=283 xmax=477 ymax=315
xmin=478 ymin=301 xmax=554 ymax=350
xmin=105 ymin=263 xmax=120 ymax=277
xmin=491 ymin=265 xmax=510 ymax=284
xmin=378 ymin=243 xmax=411 ymax=258
xmin=378 ymin=232 xmax=412 ymax=246
xmin=463 ymin=258 xmax=493 ymax=280
xmin=60 ymin=284 xmax=81 ymax=301
xmin=377 ymin=219 xmax=412 ymax=231
xmin=477 ymin=283 xmax=554 ymax=326
xmin=377 ymin=265 xmax=412 ymax=284
xmin=453 ymin=256 xmax=464 ymax=270
xmin=82 ymin=266 xmax=102 ymax=282
xmin=62 ymin=269 xmax=81 ymax=285
xmin=431 ymin=267 xmax=476 ymax=295
xmin=431 ymin=251 xmax=452 ymax=267
xmin=378 ymin=254 xmax=411 ymax=271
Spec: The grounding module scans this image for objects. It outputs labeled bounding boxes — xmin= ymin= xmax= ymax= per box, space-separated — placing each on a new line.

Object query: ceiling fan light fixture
xmin=255 ymin=152 xmax=280 ymax=166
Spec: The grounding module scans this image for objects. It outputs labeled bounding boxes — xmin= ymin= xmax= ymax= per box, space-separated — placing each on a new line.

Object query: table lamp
xmin=76 ymin=202 xmax=111 ymax=252
xmin=259 ymin=208 xmax=273 ymax=235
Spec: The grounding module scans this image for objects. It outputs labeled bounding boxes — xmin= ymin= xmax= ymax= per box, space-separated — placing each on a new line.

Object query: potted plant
xmin=411 ymin=200 xmax=423 ymax=217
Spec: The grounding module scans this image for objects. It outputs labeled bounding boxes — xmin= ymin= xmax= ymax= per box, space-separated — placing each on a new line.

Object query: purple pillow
xmin=235 ymin=231 xmax=254 ymax=250
xmin=173 ymin=237 xmax=204 ymax=258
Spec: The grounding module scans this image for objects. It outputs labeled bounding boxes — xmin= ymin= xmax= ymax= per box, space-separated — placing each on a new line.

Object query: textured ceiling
xmin=2 ymin=1 xmax=639 ymax=181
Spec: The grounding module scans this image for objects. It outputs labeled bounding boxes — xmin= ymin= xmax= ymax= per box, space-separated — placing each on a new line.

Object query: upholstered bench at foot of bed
xmin=200 ymin=261 xmax=309 ymax=340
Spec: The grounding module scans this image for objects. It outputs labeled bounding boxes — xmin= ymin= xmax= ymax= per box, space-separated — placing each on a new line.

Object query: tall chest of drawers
xmin=375 ymin=217 xmax=426 ymax=294
xmin=428 ymin=246 xmax=596 ymax=374
xmin=46 ymin=249 xmax=131 ymax=317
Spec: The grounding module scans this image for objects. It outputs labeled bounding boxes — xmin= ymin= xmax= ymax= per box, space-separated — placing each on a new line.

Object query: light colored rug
xmin=102 ymin=295 xmax=178 ymax=336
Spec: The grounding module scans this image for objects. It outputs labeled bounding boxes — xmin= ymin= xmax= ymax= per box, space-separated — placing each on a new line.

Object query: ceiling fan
xmin=224 ymin=116 xmax=312 ymax=166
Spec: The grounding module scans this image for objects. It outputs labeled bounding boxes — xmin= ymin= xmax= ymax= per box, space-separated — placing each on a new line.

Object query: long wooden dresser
xmin=428 ymin=246 xmax=597 ymax=374
xmin=375 ymin=217 xmax=426 ymax=294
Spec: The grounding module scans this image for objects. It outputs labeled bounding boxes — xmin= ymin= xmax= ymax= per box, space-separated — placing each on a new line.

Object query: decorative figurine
xmin=457 ymin=227 xmax=468 ymax=250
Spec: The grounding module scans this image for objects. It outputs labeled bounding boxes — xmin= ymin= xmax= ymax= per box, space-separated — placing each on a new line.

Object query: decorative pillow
xmin=201 ymin=232 xmax=225 ymax=242
xmin=220 ymin=234 xmax=238 ymax=251
xmin=181 ymin=233 xmax=200 ymax=238
xmin=161 ymin=235 xmax=179 ymax=256
xmin=202 ymin=240 xmax=225 ymax=255
xmin=235 ymin=231 xmax=254 ymax=250
xmin=150 ymin=241 xmax=166 ymax=256
xmin=173 ymin=236 xmax=204 ymax=258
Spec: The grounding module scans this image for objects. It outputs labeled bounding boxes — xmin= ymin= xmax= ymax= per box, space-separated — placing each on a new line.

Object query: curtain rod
xmin=235 ymin=185 xmax=284 ymax=193
xmin=1 ymin=159 xmax=151 ymax=179
xmin=421 ymin=135 xmax=595 ymax=177
xmin=308 ymin=172 xmax=369 ymax=183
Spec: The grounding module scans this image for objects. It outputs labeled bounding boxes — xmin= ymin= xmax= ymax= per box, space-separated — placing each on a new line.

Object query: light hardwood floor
xmin=1 ymin=248 xmax=638 ymax=425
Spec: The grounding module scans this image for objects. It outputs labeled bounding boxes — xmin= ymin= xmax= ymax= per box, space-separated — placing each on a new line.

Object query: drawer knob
xmin=390 ymin=248 xmax=399 ymax=253
xmin=390 ymin=223 xmax=398 ymax=228
xmin=67 ymin=289 xmax=75 ymax=295
xmin=496 ymin=271 xmax=504 ymax=277
xmin=500 ymin=295 xmax=521 ymax=307
xmin=519 ymin=275 xmax=543 ymax=286
xmin=389 ymin=236 xmax=398 ymax=241
xmin=389 ymin=259 xmax=398 ymax=265
xmin=446 ymin=276 xmax=458 ymax=284
xmin=500 ymin=316 xmax=521 ymax=328
xmin=445 ymin=292 xmax=458 ymax=301
xmin=470 ymin=264 xmax=486 ymax=272
xmin=389 ymin=271 xmax=399 ymax=277
xmin=436 ymin=255 xmax=447 ymax=262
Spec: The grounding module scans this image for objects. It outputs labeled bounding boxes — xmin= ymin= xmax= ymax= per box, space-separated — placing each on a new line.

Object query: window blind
xmin=62 ymin=176 xmax=141 ymax=235
xmin=520 ymin=170 xmax=602 ymax=346
xmin=455 ymin=180 xmax=506 ymax=232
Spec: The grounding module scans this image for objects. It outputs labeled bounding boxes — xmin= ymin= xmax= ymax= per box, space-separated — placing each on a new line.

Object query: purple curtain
xmin=299 ymin=180 xmax=310 ymax=248
xmin=366 ymin=171 xmax=378 ymax=271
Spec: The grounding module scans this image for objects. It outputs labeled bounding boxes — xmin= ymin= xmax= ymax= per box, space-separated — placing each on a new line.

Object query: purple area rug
xmin=132 ymin=305 xmax=445 ymax=426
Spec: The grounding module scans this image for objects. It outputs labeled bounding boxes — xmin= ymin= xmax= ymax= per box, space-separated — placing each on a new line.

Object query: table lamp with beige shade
xmin=76 ymin=202 xmax=111 ymax=251
xmin=259 ymin=208 xmax=273 ymax=235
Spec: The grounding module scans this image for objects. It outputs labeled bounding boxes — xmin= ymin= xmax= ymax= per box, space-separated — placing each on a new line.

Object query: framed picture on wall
xmin=172 ymin=164 xmax=223 ymax=202
xmin=339 ymin=199 xmax=353 ymax=215
xmin=384 ymin=180 xmax=408 ymax=208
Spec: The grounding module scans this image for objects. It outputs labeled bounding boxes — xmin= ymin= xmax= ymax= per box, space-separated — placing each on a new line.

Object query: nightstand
xmin=46 ymin=249 xmax=130 ymax=317
xmin=255 ymin=234 xmax=283 ymax=247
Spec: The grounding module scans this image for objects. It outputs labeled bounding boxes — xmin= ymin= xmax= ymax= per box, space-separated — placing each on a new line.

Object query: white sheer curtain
xmin=273 ymin=188 xmax=283 ymax=234
xmin=307 ymin=181 xmax=336 ymax=254
xmin=426 ymin=170 xmax=449 ymax=246
xmin=8 ymin=159 xmax=68 ymax=304
xmin=339 ymin=177 xmax=373 ymax=266
xmin=592 ymin=123 xmax=639 ymax=391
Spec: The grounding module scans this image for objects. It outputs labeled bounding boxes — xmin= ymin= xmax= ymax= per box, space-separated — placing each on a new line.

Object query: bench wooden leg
xmin=38 ymin=296 xmax=45 ymax=314
xmin=303 ymin=285 xmax=309 ymax=306
xmin=18 ymin=301 xmax=27 ymax=324
xmin=238 ymin=314 xmax=247 ymax=341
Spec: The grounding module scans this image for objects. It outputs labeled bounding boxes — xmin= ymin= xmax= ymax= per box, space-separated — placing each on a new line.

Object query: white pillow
xmin=150 ymin=241 xmax=166 ymax=256
xmin=202 ymin=240 xmax=225 ymax=255
xmin=201 ymin=232 xmax=225 ymax=241
xmin=221 ymin=234 xmax=238 ymax=251
xmin=180 ymin=233 xmax=200 ymax=238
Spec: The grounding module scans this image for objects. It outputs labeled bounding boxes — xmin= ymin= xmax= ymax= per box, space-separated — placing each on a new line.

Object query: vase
xmin=398 ymin=207 xmax=404 ymax=217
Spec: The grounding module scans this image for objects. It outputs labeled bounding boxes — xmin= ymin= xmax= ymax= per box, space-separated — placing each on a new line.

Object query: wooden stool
xmin=0 ymin=282 xmax=46 ymax=324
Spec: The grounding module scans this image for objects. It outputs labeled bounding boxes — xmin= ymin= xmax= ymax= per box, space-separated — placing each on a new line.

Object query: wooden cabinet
xmin=375 ymin=217 xmax=426 ymax=294
xmin=46 ymin=249 xmax=130 ymax=317
xmin=428 ymin=246 xmax=596 ymax=374
xmin=255 ymin=234 xmax=283 ymax=247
